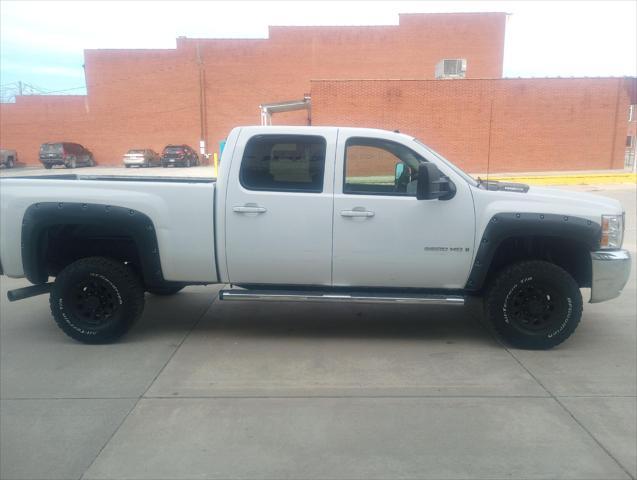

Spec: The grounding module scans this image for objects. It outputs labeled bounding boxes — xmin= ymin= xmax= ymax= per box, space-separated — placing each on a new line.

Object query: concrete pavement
xmin=1 ymin=185 xmax=635 ymax=480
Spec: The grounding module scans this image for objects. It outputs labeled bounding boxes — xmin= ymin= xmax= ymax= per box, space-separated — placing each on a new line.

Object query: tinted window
xmin=165 ymin=146 xmax=185 ymax=154
xmin=344 ymin=138 xmax=425 ymax=196
xmin=40 ymin=144 xmax=62 ymax=153
xmin=240 ymin=135 xmax=326 ymax=193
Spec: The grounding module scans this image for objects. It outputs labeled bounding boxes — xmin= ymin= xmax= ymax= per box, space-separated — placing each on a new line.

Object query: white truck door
xmin=332 ymin=130 xmax=475 ymax=289
xmin=224 ymin=128 xmax=336 ymax=285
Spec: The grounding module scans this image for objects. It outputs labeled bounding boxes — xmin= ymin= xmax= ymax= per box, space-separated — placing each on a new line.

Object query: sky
xmin=1 ymin=0 xmax=636 ymax=98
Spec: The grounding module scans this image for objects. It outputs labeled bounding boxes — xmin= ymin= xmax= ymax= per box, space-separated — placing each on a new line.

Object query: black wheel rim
xmin=68 ymin=275 xmax=120 ymax=327
xmin=505 ymin=282 xmax=565 ymax=334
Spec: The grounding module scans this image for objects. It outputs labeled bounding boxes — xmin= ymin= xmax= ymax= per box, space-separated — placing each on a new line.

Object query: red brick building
xmin=1 ymin=12 xmax=635 ymax=172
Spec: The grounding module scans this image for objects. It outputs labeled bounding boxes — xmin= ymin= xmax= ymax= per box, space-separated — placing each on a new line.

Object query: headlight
xmin=600 ymin=214 xmax=624 ymax=249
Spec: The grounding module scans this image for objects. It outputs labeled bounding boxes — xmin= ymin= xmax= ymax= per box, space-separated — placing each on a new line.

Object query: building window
xmin=240 ymin=134 xmax=326 ymax=193
xmin=627 ymin=136 xmax=635 ymax=148
xmin=435 ymin=59 xmax=467 ymax=79
xmin=629 ymin=104 xmax=636 ymax=122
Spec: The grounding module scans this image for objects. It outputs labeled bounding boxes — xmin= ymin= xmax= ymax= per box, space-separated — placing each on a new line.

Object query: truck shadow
xmin=137 ymin=291 xmax=499 ymax=347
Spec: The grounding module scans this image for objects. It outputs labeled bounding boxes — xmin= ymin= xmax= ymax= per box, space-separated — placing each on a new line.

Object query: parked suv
xmin=161 ymin=144 xmax=199 ymax=167
xmin=123 ymin=149 xmax=161 ymax=168
xmin=0 ymin=149 xmax=17 ymax=168
xmin=39 ymin=143 xmax=95 ymax=169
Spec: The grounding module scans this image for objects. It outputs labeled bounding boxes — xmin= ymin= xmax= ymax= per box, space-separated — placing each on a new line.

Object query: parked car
xmin=0 ymin=126 xmax=631 ymax=347
xmin=161 ymin=144 xmax=199 ymax=167
xmin=39 ymin=142 xmax=95 ymax=169
xmin=0 ymin=149 xmax=17 ymax=168
xmin=123 ymin=149 xmax=161 ymax=168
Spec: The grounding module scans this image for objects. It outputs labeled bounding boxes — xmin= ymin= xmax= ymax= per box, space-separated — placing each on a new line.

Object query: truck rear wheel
xmin=485 ymin=260 xmax=582 ymax=350
xmin=50 ymin=257 xmax=144 ymax=344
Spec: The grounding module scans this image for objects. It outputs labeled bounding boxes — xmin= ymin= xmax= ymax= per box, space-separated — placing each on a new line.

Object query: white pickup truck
xmin=0 ymin=126 xmax=631 ymax=349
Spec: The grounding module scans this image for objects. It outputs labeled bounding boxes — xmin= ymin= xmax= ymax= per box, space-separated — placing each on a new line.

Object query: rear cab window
xmin=40 ymin=143 xmax=63 ymax=154
xmin=165 ymin=146 xmax=185 ymax=154
xmin=240 ymin=134 xmax=326 ymax=193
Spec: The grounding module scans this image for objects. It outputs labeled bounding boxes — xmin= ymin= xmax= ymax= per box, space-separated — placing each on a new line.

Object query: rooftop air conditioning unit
xmin=435 ymin=59 xmax=467 ymax=79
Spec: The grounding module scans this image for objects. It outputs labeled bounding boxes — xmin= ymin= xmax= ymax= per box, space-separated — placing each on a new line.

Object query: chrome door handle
xmin=340 ymin=209 xmax=375 ymax=218
xmin=233 ymin=205 xmax=267 ymax=214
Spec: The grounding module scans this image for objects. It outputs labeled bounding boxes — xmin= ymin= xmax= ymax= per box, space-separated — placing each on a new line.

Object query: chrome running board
xmin=219 ymin=288 xmax=465 ymax=306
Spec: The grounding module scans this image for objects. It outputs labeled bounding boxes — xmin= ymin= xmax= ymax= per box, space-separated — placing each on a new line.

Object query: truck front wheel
xmin=49 ymin=257 xmax=145 ymax=343
xmin=485 ymin=260 xmax=582 ymax=349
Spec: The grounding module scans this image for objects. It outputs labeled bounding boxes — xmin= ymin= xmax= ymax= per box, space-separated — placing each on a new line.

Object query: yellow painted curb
xmin=487 ymin=173 xmax=637 ymax=186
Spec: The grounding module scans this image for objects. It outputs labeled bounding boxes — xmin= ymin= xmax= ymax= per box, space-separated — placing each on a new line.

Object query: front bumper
xmin=590 ymin=250 xmax=631 ymax=303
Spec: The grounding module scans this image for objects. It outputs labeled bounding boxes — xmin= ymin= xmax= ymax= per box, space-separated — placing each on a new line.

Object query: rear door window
xmin=240 ymin=135 xmax=326 ymax=193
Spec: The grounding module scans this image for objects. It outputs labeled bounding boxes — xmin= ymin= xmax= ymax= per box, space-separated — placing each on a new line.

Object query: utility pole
xmin=196 ymin=42 xmax=208 ymax=161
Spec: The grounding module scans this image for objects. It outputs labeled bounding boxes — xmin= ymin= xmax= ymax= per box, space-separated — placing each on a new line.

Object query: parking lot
xmin=0 ymin=179 xmax=635 ymax=480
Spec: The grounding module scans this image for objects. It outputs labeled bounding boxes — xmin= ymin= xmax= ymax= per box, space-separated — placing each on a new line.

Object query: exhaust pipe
xmin=7 ymin=283 xmax=53 ymax=302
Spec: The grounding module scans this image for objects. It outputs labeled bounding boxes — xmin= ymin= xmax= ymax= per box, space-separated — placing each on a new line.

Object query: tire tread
xmin=49 ymin=257 xmax=144 ymax=343
xmin=485 ymin=260 xmax=583 ymax=349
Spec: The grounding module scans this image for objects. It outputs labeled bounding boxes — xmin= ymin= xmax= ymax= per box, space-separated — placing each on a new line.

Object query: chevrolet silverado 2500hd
xmin=0 ymin=127 xmax=631 ymax=348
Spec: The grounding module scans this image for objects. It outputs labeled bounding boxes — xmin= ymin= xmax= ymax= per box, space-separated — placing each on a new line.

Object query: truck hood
xmin=525 ymin=186 xmax=623 ymax=215
xmin=472 ymin=183 xmax=624 ymax=233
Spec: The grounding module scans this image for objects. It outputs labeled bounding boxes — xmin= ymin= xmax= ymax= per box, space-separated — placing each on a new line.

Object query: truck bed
xmin=0 ymin=175 xmax=218 ymax=283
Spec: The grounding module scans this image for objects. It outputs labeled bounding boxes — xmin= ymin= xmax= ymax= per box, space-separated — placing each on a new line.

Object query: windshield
xmin=40 ymin=144 xmax=62 ymax=153
xmin=412 ymin=138 xmax=477 ymax=187
xmin=127 ymin=149 xmax=145 ymax=154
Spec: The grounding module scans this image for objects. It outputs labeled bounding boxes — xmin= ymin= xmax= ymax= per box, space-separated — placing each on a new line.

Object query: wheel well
xmin=22 ymin=202 xmax=165 ymax=287
xmin=42 ymin=224 xmax=144 ymax=280
xmin=483 ymin=236 xmax=592 ymax=289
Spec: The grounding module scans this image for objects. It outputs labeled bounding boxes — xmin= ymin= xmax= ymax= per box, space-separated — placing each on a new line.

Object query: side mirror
xmin=394 ymin=163 xmax=405 ymax=183
xmin=416 ymin=163 xmax=456 ymax=200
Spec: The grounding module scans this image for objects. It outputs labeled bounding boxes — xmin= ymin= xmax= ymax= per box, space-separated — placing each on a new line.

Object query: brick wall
xmin=311 ymin=77 xmax=637 ymax=172
xmin=0 ymin=13 xmax=506 ymax=166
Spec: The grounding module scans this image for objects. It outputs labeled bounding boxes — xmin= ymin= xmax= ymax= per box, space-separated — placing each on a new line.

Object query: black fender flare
xmin=465 ymin=212 xmax=601 ymax=291
xmin=21 ymin=202 xmax=164 ymax=285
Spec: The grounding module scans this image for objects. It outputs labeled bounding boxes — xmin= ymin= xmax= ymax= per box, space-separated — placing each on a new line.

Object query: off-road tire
xmin=44 ymin=164 xmax=53 ymax=169
xmin=50 ymin=257 xmax=145 ymax=344
xmin=147 ymin=285 xmax=185 ymax=296
xmin=485 ymin=260 xmax=582 ymax=350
